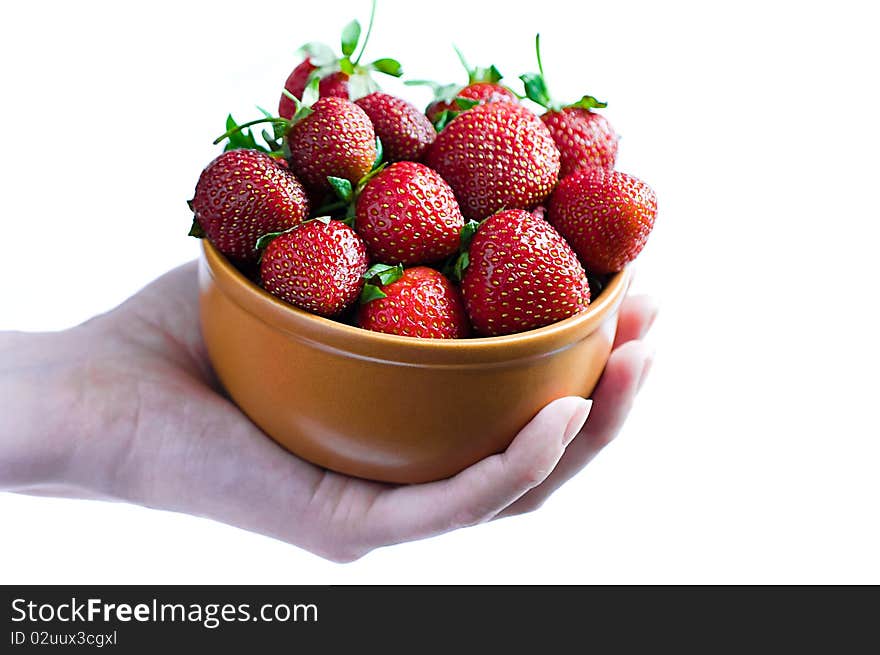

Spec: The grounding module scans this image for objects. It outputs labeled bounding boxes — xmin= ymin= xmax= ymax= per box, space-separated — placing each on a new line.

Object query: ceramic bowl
xmin=198 ymin=240 xmax=630 ymax=483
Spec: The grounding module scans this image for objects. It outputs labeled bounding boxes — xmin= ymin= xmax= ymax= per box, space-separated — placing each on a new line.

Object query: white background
xmin=1 ymin=0 xmax=878 ymax=583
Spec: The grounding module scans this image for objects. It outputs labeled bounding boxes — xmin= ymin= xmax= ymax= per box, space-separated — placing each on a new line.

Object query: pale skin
xmin=0 ymin=262 xmax=656 ymax=562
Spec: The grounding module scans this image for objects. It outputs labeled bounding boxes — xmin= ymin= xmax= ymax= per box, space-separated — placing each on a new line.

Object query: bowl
xmin=198 ymin=240 xmax=630 ymax=483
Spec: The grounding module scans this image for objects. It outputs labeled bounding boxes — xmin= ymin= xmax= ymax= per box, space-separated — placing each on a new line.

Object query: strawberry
xmin=357 ymin=265 xmax=470 ymax=339
xmin=286 ymin=96 xmax=378 ymax=192
xmin=214 ymin=80 xmax=377 ymax=195
xmin=425 ymin=82 xmax=519 ymax=125
xmin=540 ymin=107 xmax=617 ymax=177
xmin=259 ymin=218 xmax=368 ymax=317
xmin=406 ymin=46 xmax=519 ymax=132
xmin=425 ymin=102 xmax=561 ymax=221
xmin=188 ymin=149 xmax=309 ymax=262
xmin=354 ymin=92 xmax=436 ymax=162
xmin=520 ymin=34 xmax=618 ymax=176
xmin=277 ymin=3 xmax=403 ymax=118
xmin=279 ymin=58 xmax=350 ymax=118
xmin=461 ymin=209 xmax=591 ymax=336
xmin=355 ymin=162 xmax=464 ymax=265
xmin=411 ymin=48 xmax=518 ymax=128
xmin=547 ymin=168 xmax=657 ymax=274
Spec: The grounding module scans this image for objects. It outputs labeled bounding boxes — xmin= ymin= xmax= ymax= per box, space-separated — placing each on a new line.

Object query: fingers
xmin=363 ymin=397 xmax=592 ymax=547
xmin=613 ymin=294 xmax=659 ymax=350
xmin=496 ymin=340 xmax=653 ymax=518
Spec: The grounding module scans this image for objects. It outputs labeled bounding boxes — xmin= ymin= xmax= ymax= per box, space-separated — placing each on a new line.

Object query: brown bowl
xmin=198 ymin=240 xmax=630 ymax=483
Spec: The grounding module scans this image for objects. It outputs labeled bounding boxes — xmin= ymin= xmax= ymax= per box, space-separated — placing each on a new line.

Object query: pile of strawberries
xmin=189 ymin=6 xmax=656 ymax=339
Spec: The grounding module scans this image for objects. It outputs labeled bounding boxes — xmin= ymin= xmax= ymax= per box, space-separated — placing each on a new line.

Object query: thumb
xmin=364 ymin=396 xmax=592 ymax=546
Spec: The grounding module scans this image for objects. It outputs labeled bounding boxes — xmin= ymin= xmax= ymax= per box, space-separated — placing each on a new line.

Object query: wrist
xmin=0 ymin=324 xmax=119 ymax=496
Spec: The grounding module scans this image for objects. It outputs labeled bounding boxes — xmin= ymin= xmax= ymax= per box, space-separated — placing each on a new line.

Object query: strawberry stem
xmin=353 ymin=0 xmax=377 ymax=66
xmin=453 ymin=45 xmax=503 ymax=85
xmin=535 ymin=33 xmax=547 ymax=82
xmin=453 ymin=45 xmax=471 ymax=79
xmin=521 ymin=34 xmax=607 ymax=113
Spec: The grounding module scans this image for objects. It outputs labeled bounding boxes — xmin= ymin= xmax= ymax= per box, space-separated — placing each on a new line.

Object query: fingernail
xmin=563 ymin=399 xmax=593 ymax=446
xmin=637 ymin=350 xmax=655 ymax=392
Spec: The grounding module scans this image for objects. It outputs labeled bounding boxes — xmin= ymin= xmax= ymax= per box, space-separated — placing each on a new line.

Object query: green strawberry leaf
xmin=460 ymin=220 xmax=481 ymax=249
xmin=454 ymin=45 xmax=502 ymax=84
xmin=341 ymin=20 xmax=361 ymax=57
xmin=431 ymin=98 xmax=480 ymax=132
xmin=454 ymin=97 xmax=480 ymax=110
xmin=435 ymin=83 xmax=463 ymax=103
xmin=567 ymin=94 xmax=608 ymax=110
xmin=432 ymin=109 xmax=454 ymax=132
xmin=356 ymin=161 xmax=387 ymax=195
xmin=347 ymin=71 xmax=378 ymax=101
xmin=443 ymin=219 xmax=482 ymax=280
xmin=370 ymin=57 xmax=403 ymax=77
xmin=364 ymin=262 xmax=404 ymax=286
xmin=405 ymin=80 xmax=461 ymax=104
xmin=327 ymin=176 xmax=354 ymax=202
xmin=291 ymin=104 xmax=313 ymax=123
xmin=372 ymin=136 xmax=384 ymax=171
xmin=359 ymin=284 xmax=387 ymax=304
xmin=282 ymin=86 xmax=313 ymax=125
xmin=404 ymin=79 xmax=442 ymax=92
xmin=452 ymin=251 xmax=470 ymax=281
xmin=471 ymin=64 xmax=503 ymax=84
xmin=261 ymin=129 xmax=281 ymax=152
xmin=215 ymin=114 xmax=290 ymax=151
xmin=188 ymin=217 xmax=205 ymax=238
xmin=519 ymin=72 xmax=553 ymax=109
xmin=272 ymin=119 xmax=286 ymax=141
xmin=300 ymin=76 xmax=320 ymax=109
xmin=298 ymin=42 xmax=336 ymax=67
xmin=339 ymin=57 xmax=356 ymax=75
xmin=255 ymin=228 xmax=296 ymax=251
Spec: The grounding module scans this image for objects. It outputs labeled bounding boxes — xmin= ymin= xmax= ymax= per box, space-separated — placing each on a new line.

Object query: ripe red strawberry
xmin=521 ymin=34 xmax=618 ymax=176
xmin=413 ymin=48 xmax=518 ymax=126
xmin=461 ymin=209 xmax=591 ymax=336
xmin=286 ymin=97 xmax=377 ymax=192
xmin=357 ymin=266 xmax=470 ymax=339
xmin=425 ymin=82 xmax=518 ymax=124
xmin=548 ymin=168 xmax=657 ymax=274
xmin=541 ymin=108 xmax=617 ymax=176
xmin=355 ymin=162 xmax=463 ymax=265
xmin=354 ymin=92 xmax=435 ymax=162
xmin=279 ymin=58 xmax=349 ymax=119
xmin=259 ymin=219 xmax=368 ymax=317
xmin=189 ymin=149 xmax=309 ymax=262
xmin=277 ymin=8 xmax=403 ymax=119
xmin=425 ymin=102 xmax=561 ymax=221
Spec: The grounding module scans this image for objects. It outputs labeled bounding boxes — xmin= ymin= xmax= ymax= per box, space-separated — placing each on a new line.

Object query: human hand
xmin=0 ymin=262 xmax=655 ymax=562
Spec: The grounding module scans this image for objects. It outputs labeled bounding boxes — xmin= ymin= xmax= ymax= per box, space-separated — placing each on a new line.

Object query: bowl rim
xmin=200 ymin=240 xmax=630 ymax=364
